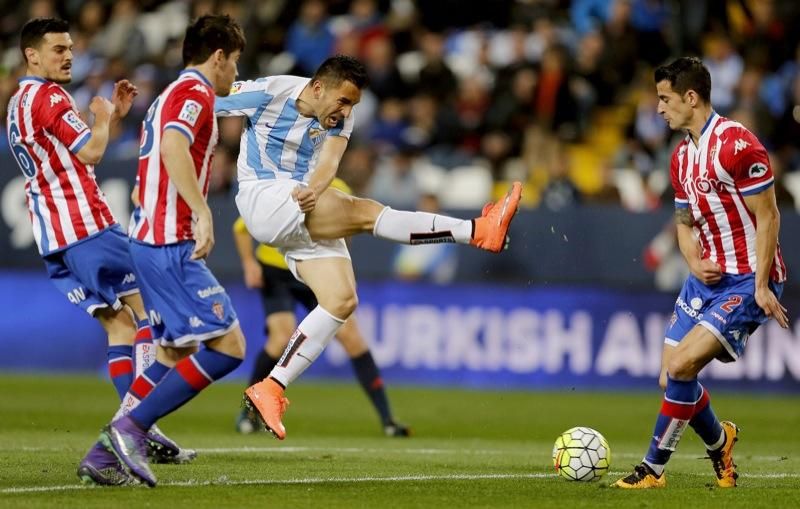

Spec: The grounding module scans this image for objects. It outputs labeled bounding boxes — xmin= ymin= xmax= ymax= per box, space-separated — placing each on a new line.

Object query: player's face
xmin=28 ymin=33 xmax=73 ymax=84
xmin=656 ymin=80 xmax=691 ymax=130
xmin=214 ymin=50 xmax=241 ymax=97
xmin=317 ymin=80 xmax=361 ymax=129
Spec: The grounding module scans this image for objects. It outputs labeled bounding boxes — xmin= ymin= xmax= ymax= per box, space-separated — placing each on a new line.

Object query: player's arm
xmin=294 ymin=135 xmax=349 ymax=213
xmin=160 ymin=129 xmax=214 ymax=259
xmin=214 ymin=79 xmax=266 ymax=117
xmin=74 ymin=97 xmax=116 ymax=165
xmin=743 ymin=187 xmax=788 ymax=327
xmin=131 ymin=183 xmax=140 ymax=207
xmin=110 ymin=80 xmax=138 ymax=124
xmin=674 ymin=208 xmax=721 ymax=285
xmin=232 ymin=218 xmax=263 ymax=288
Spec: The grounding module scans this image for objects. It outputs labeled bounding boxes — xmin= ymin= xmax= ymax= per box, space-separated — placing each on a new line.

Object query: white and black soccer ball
xmin=552 ymin=426 xmax=611 ymax=481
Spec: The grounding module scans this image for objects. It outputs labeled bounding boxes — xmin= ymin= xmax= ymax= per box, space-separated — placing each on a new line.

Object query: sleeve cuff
xmin=163 ymin=122 xmax=195 ymax=144
xmin=69 ymin=130 xmax=91 ymax=154
xmin=740 ymin=178 xmax=774 ymax=196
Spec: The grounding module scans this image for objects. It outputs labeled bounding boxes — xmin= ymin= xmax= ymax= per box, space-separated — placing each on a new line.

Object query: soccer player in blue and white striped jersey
xmin=216 ymin=55 xmax=522 ymax=440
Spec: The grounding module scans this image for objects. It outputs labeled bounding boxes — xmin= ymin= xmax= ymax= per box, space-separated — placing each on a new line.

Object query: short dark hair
xmin=182 ymin=14 xmax=246 ymax=66
xmin=20 ymin=17 xmax=70 ymax=62
xmin=312 ymin=55 xmax=369 ymax=89
xmin=654 ymin=56 xmax=712 ymax=103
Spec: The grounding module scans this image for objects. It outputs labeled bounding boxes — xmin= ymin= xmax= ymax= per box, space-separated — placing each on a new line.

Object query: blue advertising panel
xmin=1 ymin=273 xmax=798 ymax=392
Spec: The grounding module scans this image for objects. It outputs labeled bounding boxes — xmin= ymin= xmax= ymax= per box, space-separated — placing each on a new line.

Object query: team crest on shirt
xmin=212 ymin=301 xmax=224 ymax=320
xmin=49 ymin=93 xmax=64 ymax=106
xmin=308 ymin=127 xmax=326 ymax=146
xmin=62 ymin=110 xmax=88 ymax=133
xmin=230 ymin=82 xmax=242 ymax=94
xmin=748 ymin=162 xmax=768 ymax=178
xmin=179 ymin=99 xmax=203 ymax=126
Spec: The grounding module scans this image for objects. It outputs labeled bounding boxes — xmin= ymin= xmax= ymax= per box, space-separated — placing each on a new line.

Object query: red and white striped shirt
xmin=671 ymin=112 xmax=786 ymax=282
xmin=6 ymin=76 xmax=116 ymax=255
xmin=129 ymin=70 xmax=217 ymax=245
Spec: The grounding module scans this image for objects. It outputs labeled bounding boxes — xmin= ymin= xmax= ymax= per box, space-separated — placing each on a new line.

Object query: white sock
xmin=373 ymin=207 xmax=473 ymax=245
xmin=705 ymin=429 xmax=726 ymax=451
xmin=643 ymin=460 xmax=665 ymax=477
xmin=270 ymin=306 xmax=345 ymax=386
xmin=113 ymin=393 xmax=141 ymax=421
xmin=134 ymin=340 xmax=155 ymax=377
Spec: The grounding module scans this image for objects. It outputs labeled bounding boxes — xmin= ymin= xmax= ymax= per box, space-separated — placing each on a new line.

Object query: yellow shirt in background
xmin=233 ymin=178 xmax=352 ymax=270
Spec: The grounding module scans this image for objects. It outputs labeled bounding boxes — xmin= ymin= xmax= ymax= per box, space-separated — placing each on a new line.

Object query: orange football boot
xmin=243 ymin=378 xmax=290 ymax=440
xmin=470 ymin=182 xmax=522 ymax=253
xmin=708 ymin=421 xmax=739 ymax=488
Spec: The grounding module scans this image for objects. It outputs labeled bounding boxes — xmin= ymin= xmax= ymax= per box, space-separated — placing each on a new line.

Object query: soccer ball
xmin=552 ymin=427 xmax=611 ymax=481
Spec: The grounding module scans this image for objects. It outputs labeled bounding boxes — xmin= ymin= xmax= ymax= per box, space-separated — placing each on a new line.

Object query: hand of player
xmin=89 ymin=96 xmax=116 ymax=122
xmin=755 ymin=286 xmax=789 ymax=328
xmin=111 ymin=79 xmax=139 ymax=120
xmin=243 ymin=259 xmax=263 ymax=288
xmin=292 ymin=186 xmax=317 ymax=213
xmin=690 ymin=258 xmax=722 ymax=285
xmin=191 ymin=210 xmax=215 ymax=260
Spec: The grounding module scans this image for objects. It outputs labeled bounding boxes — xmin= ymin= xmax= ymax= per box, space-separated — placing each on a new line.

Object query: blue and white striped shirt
xmin=215 ymin=75 xmax=354 ymax=183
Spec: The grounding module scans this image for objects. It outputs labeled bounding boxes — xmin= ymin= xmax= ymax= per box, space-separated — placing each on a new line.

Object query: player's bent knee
xmin=207 ymin=328 xmax=247 ymax=359
xmin=324 ymin=293 xmax=358 ymax=320
xmin=350 ymin=196 xmax=384 ymax=232
xmin=666 ymin=356 xmax=699 ymax=381
xmin=96 ymin=306 xmax=137 ymax=344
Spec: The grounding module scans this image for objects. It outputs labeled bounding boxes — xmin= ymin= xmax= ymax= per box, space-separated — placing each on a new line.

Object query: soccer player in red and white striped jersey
xmin=6 ymin=17 xmax=149 ymax=417
xmin=128 ymin=69 xmax=217 ymax=246
xmin=8 ymin=18 xmax=191 ymax=485
xmin=615 ymin=57 xmax=789 ymax=489
xmin=83 ymin=15 xmax=248 ymax=488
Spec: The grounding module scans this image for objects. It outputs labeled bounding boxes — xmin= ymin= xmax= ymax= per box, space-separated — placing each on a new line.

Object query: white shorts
xmin=235 ymin=179 xmax=350 ymax=281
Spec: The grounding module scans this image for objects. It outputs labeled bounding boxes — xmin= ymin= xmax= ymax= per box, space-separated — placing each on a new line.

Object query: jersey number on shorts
xmin=720 ymin=295 xmax=743 ymax=313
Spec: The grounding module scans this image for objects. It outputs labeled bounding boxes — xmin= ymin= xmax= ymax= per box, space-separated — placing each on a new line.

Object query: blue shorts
xmin=665 ymin=273 xmax=784 ymax=362
xmin=43 ymin=226 xmax=139 ymax=316
xmin=129 ymin=240 xmax=238 ymax=347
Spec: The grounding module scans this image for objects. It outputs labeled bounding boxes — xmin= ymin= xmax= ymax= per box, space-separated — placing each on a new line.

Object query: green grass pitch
xmin=0 ymin=373 xmax=798 ymax=508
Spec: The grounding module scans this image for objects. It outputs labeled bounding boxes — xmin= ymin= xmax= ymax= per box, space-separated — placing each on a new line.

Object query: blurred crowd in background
xmin=1 ymin=0 xmax=800 ymax=216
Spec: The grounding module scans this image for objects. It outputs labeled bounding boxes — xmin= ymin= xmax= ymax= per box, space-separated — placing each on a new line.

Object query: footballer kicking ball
xmin=552 ymin=427 xmax=611 ymax=481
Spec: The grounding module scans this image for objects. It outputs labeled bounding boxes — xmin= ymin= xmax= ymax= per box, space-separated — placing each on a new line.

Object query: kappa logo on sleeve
xmin=49 ymin=93 xmax=64 ymax=107
xmin=748 ymin=162 xmax=768 ymax=178
xmin=178 ymin=99 xmax=203 ymax=126
xmin=62 ymin=110 xmax=88 ymax=133
xmin=190 ymin=84 xmax=209 ymax=96
xmin=733 ymin=138 xmax=750 ymax=155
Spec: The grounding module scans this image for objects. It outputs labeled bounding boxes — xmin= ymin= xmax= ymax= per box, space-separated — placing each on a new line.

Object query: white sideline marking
xmin=194 ymin=447 xmax=791 ymax=463
xmin=1 ymin=445 xmax=792 ymax=463
xmin=0 ymin=473 xmax=552 ymax=494
xmin=3 ymin=471 xmax=800 ymax=494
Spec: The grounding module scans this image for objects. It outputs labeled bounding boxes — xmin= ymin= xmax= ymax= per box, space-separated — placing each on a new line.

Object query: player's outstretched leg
xmin=371 ymin=182 xmax=522 ymax=253
xmin=77 ymin=442 xmax=138 ymax=486
xmin=707 ymin=420 xmax=739 ymax=487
